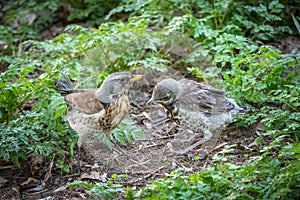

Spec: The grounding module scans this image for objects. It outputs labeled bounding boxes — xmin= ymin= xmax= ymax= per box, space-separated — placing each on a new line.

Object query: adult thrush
xmin=148 ymin=78 xmax=247 ymax=156
xmin=55 ymin=72 xmax=143 ymax=148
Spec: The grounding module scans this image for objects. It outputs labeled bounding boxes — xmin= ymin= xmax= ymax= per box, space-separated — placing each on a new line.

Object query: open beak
xmin=130 ymin=75 xmax=143 ymax=82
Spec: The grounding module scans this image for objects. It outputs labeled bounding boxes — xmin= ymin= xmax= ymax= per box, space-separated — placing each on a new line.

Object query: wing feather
xmin=178 ymin=79 xmax=227 ymax=113
xmin=65 ymin=89 xmax=104 ymax=114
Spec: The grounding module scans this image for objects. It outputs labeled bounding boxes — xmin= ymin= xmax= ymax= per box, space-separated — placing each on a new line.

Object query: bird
xmin=147 ymin=78 xmax=247 ymax=157
xmin=54 ymin=72 xmax=143 ymax=155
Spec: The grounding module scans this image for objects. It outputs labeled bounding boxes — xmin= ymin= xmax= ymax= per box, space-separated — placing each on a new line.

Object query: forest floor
xmin=0 ymin=72 xmax=271 ymax=200
xmin=0 ymin=20 xmax=299 ymax=200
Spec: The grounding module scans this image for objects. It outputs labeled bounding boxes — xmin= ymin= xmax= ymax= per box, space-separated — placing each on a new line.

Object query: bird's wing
xmin=54 ymin=75 xmax=75 ymax=94
xmin=65 ymin=89 xmax=104 ymax=114
xmin=178 ymin=79 xmax=228 ymax=114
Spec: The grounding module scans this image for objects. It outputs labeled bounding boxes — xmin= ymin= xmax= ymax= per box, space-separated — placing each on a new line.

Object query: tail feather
xmin=226 ymin=98 xmax=248 ymax=115
xmin=237 ymin=106 xmax=248 ymax=114
xmin=54 ymin=75 xmax=74 ymax=94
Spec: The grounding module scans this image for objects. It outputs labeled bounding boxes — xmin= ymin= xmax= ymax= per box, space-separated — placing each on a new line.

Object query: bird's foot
xmin=175 ymin=137 xmax=207 ymax=155
xmin=175 ymin=148 xmax=209 ymax=160
xmin=76 ymin=147 xmax=82 ymax=175
xmin=111 ymin=140 xmax=139 ymax=161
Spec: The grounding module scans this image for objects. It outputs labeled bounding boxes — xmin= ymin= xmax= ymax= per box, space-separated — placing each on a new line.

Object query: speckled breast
xmin=176 ymin=108 xmax=210 ymax=133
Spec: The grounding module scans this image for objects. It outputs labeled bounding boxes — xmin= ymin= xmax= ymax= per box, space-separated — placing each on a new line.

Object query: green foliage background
xmin=0 ymin=0 xmax=299 ymax=198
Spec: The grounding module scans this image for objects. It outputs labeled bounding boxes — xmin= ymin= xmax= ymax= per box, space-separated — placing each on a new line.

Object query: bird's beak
xmin=146 ymin=96 xmax=154 ymax=105
xmin=130 ymin=75 xmax=143 ymax=82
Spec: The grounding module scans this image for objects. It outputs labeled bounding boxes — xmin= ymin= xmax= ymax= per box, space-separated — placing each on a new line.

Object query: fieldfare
xmin=148 ymin=78 xmax=247 ymax=156
xmin=55 ymin=72 xmax=143 ymax=148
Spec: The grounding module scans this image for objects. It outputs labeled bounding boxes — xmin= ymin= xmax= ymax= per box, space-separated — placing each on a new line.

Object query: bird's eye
xmin=119 ymin=77 xmax=126 ymax=82
xmin=163 ymin=93 xmax=170 ymax=100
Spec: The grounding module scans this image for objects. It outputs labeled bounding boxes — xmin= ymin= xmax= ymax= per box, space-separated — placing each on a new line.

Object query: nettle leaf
xmin=48 ymin=94 xmax=67 ymax=120
xmin=268 ymin=0 xmax=285 ymax=13
xmin=112 ymin=119 xmax=144 ymax=146
xmin=0 ymin=111 xmax=71 ymax=166
xmin=1 ymin=1 xmax=299 ymax=198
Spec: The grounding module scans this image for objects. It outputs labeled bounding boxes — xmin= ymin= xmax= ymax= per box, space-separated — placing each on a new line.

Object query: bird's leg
xmin=196 ymin=130 xmax=221 ymax=159
xmin=176 ymin=129 xmax=212 ymax=155
xmin=76 ymin=146 xmax=81 ymax=174
xmin=110 ymin=140 xmax=139 ymax=162
xmin=151 ymin=117 xmax=170 ymax=126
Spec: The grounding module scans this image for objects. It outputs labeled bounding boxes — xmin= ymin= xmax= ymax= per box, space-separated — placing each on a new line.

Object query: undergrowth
xmin=0 ymin=0 xmax=299 ymax=199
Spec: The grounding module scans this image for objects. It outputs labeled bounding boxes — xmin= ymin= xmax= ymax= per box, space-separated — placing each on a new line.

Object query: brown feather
xmin=65 ymin=89 xmax=104 ymax=114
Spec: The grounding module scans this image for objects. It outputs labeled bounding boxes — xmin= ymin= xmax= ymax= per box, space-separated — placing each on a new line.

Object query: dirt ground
xmin=0 ymin=116 xmax=266 ymax=200
xmin=1 ymin=18 xmax=299 ymax=199
xmin=0 ymin=68 xmax=271 ymax=200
